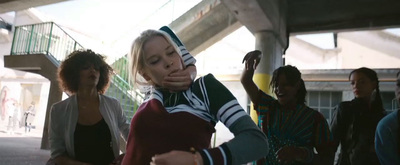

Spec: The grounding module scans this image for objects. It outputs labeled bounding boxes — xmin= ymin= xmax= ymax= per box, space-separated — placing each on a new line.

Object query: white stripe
xmin=183 ymin=90 xmax=205 ymax=108
xmin=218 ymin=147 xmax=227 ymax=165
xmin=149 ymin=90 xmax=163 ymax=104
xmin=217 ymin=100 xmax=247 ymax=127
xmin=179 ymin=46 xmax=188 ymax=54
xmin=217 ymin=100 xmax=243 ymax=120
xmin=217 ymin=100 xmax=240 ymax=118
xmin=224 ymin=110 xmax=247 ymax=128
xmin=164 ymin=104 xmax=212 ymax=122
xmin=199 ymin=77 xmax=210 ymax=111
xmin=179 ymin=46 xmax=196 ymax=65
xmin=203 ymin=149 xmax=214 ymax=165
xmin=219 ymin=105 xmax=243 ymax=123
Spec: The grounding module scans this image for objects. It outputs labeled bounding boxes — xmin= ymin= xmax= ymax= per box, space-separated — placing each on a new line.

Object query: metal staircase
xmin=7 ymin=22 xmax=142 ymax=121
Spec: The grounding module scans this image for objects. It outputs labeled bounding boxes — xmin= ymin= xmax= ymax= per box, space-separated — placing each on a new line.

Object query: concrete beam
xmin=339 ymin=31 xmax=400 ymax=60
xmin=221 ymin=0 xmax=288 ymax=48
xmin=0 ymin=0 xmax=68 ymax=13
xmin=170 ymin=0 xmax=241 ymax=55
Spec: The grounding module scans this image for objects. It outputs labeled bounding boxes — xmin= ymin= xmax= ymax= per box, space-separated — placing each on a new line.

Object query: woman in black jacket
xmin=330 ymin=67 xmax=386 ymax=165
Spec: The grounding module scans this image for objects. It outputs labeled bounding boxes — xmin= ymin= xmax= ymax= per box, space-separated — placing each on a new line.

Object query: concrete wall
xmin=0 ymin=71 xmax=49 ymax=134
xmin=285 ymin=37 xmax=340 ymax=69
xmin=339 ymin=34 xmax=400 ymax=69
xmin=0 ymin=10 xmax=51 ymax=137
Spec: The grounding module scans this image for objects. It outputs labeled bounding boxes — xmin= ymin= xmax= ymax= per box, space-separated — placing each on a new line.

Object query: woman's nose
xmin=353 ymin=82 xmax=359 ymax=88
xmin=165 ymin=61 xmax=173 ymax=68
xmin=89 ymin=66 xmax=96 ymax=71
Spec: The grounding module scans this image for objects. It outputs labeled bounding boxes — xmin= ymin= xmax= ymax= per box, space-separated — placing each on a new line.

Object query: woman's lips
xmin=89 ymin=75 xmax=97 ymax=80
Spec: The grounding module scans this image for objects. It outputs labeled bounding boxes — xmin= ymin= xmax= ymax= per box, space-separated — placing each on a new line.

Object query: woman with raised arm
xmin=241 ymin=50 xmax=334 ymax=165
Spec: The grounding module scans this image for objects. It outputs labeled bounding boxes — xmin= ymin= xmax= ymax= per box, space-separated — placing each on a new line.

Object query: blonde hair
xmin=128 ymin=29 xmax=181 ymax=88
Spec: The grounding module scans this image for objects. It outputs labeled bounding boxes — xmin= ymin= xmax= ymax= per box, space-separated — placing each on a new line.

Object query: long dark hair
xmin=349 ymin=67 xmax=384 ymax=113
xmin=270 ymin=65 xmax=307 ymax=104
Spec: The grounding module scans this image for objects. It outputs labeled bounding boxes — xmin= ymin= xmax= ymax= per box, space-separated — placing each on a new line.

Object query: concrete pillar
xmin=41 ymin=80 xmax=63 ymax=149
xmin=250 ymin=31 xmax=284 ymax=123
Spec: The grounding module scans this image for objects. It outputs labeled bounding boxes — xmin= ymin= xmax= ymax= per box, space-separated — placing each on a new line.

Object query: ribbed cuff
xmin=199 ymin=144 xmax=232 ymax=165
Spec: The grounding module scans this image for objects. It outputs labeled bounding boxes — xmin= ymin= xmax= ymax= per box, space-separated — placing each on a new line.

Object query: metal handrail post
xmin=27 ymin=25 xmax=34 ymax=54
xmin=46 ymin=22 xmax=54 ymax=55
xmin=10 ymin=26 xmax=18 ymax=55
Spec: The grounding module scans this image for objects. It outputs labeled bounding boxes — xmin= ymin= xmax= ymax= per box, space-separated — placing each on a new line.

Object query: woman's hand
xmin=242 ymin=50 xmax=262 ymax=71
xmin=150 ymin=150 xmax=202 ymax=165
xmin=240 ymin=50 xmax=262 ymax=104
xmin=162 ymin=65 xmax=196 ymax=92
xmin=110 ymin=153 xmax=125 ymax=165
xmin=276 ymin=146 xmax=310 ymax=164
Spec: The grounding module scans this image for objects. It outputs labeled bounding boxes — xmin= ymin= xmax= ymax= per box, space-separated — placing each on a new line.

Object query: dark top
xmin=330 ymin=98 xmax=386 ymax=165
xmin=74 ymin=118 xmax=114 ymax=165
xmin=122 ymin=74 xmax=268 ymax=165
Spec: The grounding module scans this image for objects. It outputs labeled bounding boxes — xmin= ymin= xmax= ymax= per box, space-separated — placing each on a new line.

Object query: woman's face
xmin=349 ymin=72 xmax=377 ymax=99
xmin=395 ymin=73 xmax=400 ymax=104
xmin=274 ymin=74 xmax=299 ymax=106
xmin=140 ymin=36 xmax=183 ymax=87
xmin=79 ymin=63 xmax=100 ymax=88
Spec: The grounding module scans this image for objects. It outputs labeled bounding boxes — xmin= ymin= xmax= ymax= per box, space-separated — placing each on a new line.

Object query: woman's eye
xmin=149 ymin=59 xmax=159 ymax=65
xmin=147 ymin=57 xmax=160 ymax=65
xmin=167 ymin=51 xmax=176 ymax=56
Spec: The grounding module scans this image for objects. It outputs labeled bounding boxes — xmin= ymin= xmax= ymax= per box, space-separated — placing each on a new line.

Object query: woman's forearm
xmin=55 ymin=155 xmax=91 ymax=165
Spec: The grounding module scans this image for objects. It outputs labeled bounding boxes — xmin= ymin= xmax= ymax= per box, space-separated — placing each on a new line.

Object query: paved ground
xmin=0 ymin=126 xmax=50 ymax=165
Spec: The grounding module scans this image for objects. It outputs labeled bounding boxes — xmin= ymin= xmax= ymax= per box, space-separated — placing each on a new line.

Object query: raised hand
xmin=242 ymin=50 xmax=262 ymax=71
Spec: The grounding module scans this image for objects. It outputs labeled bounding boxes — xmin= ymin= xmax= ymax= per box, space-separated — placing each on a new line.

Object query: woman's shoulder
xmin=302 ymin=105 xmax=323 ymax=116
xmin=193 ymin=73 xmax=224 ymax=88
xmin=50 ymin=96 xmax=76 ymax=117
xmin=194 ymin=73 xmax=217 ymax=83
xmin=337 ymin=100 xmax=353 ymax=107
xmin=100 ymin=94 xmax=118 ymax=102
xmin=334 ymin=101 xmax=355 ymax=113
xmin=378 ymin=110 xmax=399 ymax=128
xmin=52 ymin=95 xmax=75 ymax=109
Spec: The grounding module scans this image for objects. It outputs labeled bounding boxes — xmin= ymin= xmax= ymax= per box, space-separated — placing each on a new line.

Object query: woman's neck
xmin=77 ymin=88 xmax=98 ymax=100
xmin=358 ymin=96 xmax=372 ymax=105
xmin=280 ymin=101 xmax=297 ymax=111
xmin=355 ymin=97 xmax=374 ymax=111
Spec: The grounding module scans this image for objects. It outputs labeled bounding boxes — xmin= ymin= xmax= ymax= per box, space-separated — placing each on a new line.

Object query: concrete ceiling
xmin=0 ymin=0 xmax=67 ymax=14
xmin=172 ymin=0 xmax=400 ymax=55
xmin=287 ymin=0 xmax=400 ymax=34
xmin=2 ymin=0 xmax=400 ymax=55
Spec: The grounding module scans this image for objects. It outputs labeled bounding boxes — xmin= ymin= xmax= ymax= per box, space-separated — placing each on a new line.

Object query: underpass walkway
xmin=0 ymin=125 xmax=49 ymax=165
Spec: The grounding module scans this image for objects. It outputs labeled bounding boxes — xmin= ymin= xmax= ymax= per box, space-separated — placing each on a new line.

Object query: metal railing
xmin=107 ymin=55 xmax=144 ymax=120
xmin=10 ymin=22 xmax=143 ymax=120
xmin=10 ymin=22 xmax=83 ymax=62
